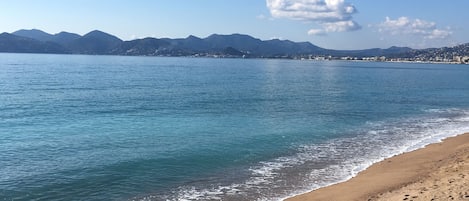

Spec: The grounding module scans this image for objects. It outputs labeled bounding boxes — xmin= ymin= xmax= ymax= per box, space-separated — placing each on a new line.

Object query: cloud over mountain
xmin=266 ymin=0 xmax=361 ymax=35
xmin=378 ymin=16 xmax=452 ymax=40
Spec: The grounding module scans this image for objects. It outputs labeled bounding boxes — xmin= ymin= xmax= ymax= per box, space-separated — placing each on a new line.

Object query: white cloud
xmin=425 ymin=29 xmax=452 ymax=39
xmin=308 ymin=29 xmax=326 ymax=35
xmin=266 ymin=0 xmax=361 ymax=35
xmin=378 ymin=16 xmax=452 ymax=39
xmin=322 ymin=20 xmax=360 ymax=32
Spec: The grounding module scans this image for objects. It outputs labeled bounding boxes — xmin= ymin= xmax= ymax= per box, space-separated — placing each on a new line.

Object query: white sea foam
xmin=281 ymin=108 xmax=469 ymax=201
xmin=141 ymin=108 xmax=469 ymax=201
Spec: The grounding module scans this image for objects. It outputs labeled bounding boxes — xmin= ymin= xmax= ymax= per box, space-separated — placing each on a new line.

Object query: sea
xmin=1 ymin=53 xmax=469 ymax=201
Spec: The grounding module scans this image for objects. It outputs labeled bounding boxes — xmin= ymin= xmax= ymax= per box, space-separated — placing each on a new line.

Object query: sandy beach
xmin=286 ymin=133 xmax=469 ymax=201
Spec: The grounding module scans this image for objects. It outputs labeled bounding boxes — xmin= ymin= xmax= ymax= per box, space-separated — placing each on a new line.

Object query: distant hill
xmin=262 ymin=39 xmax=324 ymax=56
xmin=12 ymin=29 xmax=81 ymax=46
xmin=390 ymin=43 xmax=469 ymax=61
xmin=109 ymin=33 xmax=327 ymax=57
xmin=2 ymin=29 xmax=468 ymax=60
xmin=0 ymin=32 xmax=68 ymax=53
xmin=51 ymin=32 xmax=81 ymax=45
xmin=110 ymin=37 xmax=170 ymax=55
xmin=204 ymin=34 xmax=263 ymax=52
xmin=326 ymin=46 xmax=413 ymax=57
xmin=8 ymin=29 xmax=123 ymax=54
xmin=167 ymin=35 xmax=211 ymax=52
xmin=12 ymin=29 xmax=54 ymax=42
xmin=66 ymin=30 xmax=123 ymax=54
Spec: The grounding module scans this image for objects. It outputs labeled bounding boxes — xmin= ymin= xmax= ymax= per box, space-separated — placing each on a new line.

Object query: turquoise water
xmin=1 ymin=54 xmax=469 ymax=201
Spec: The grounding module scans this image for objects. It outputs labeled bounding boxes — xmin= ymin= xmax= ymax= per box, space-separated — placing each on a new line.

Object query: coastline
xmin=285 ymin=132 xmax=469 ymax=201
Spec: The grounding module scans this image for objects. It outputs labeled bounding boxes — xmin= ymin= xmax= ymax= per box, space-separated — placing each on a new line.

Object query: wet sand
xmin=286 ymin=133 xmax=469 ymax=201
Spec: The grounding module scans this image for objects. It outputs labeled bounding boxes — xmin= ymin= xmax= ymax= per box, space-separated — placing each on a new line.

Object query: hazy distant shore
xmin=285 ymin=133 xmax=469 ymax=201
xmin=2 ymin=29 xmax=468 ymax=64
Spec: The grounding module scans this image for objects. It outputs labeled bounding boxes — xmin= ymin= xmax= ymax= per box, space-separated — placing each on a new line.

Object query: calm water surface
xmin=1 ymin=54 xmax=469 ymax=200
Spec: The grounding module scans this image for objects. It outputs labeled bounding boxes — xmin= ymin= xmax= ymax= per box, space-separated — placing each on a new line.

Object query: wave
xmin=138 ymin=108 xmax=469 ymax=201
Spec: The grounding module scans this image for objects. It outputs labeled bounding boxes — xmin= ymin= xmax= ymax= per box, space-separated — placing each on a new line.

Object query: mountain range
xmin=0 ymin=29 xmax=466 ymax=59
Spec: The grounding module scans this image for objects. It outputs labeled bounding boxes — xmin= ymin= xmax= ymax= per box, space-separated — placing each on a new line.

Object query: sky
xmin=1 ymin=0 xmax=467 ymax=50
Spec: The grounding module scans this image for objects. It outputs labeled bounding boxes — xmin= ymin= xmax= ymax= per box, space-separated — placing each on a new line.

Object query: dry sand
xmin=285 ymin=133 xmax=469 ymax=201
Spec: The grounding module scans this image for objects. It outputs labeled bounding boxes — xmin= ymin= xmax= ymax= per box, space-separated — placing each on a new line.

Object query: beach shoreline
xmin=285 ymin=132 xmax=469 ymax=201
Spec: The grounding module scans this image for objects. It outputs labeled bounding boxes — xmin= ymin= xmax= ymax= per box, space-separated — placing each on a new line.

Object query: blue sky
xmin=1 ymin=0 xmax=467 ymax=49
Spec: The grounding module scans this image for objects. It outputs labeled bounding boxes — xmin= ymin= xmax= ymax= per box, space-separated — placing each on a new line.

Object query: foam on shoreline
xmin=284 ymin=132 xmax=469 ymax=201
xmin=144 ymin=108 xmax=469 ymax=201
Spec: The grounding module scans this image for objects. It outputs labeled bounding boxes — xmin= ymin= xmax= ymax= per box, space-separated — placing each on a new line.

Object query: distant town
xmin=294 ymin=43 xmax=469 ymax=64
